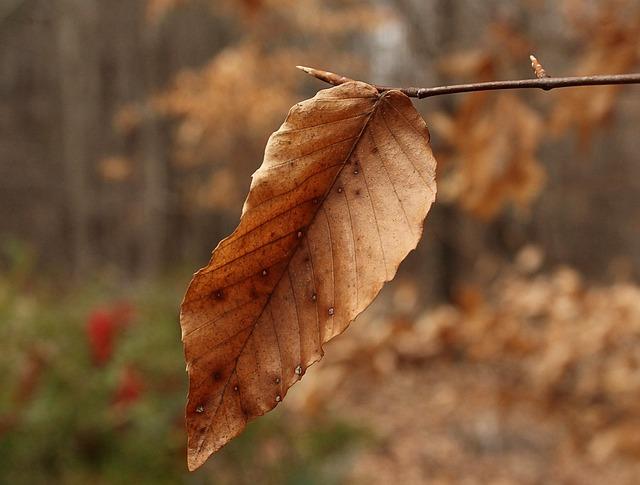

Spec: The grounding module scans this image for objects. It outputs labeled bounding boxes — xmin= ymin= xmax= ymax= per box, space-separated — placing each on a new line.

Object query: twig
xmin=296 ymin=65 xmax=640 ymax=99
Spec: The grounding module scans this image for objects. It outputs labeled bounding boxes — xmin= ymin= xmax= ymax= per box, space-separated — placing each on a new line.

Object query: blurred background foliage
xmin=2 ymin=0 xmax=640 ymax=483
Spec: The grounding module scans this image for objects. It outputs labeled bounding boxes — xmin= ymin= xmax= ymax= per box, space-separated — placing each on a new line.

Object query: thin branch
xmin=296 ymin=65 xmax=640 ymax=99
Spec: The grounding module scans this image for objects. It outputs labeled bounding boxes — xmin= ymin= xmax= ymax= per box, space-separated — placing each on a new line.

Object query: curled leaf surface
xmin=180 ymin=81 xmax=437 ymax=470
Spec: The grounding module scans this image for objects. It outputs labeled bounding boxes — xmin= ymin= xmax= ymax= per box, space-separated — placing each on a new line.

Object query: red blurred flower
xmin=112 ymin=366 xmax=145 ymax=409
xmin=86 ymin=301 xmax=135 ymax=366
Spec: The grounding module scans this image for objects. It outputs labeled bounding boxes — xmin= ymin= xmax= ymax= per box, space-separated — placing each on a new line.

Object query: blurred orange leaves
xmin=432 ymin=93 xmax=545 ymax=219
xmin=145 ymin=0 xmax=382 ymax=214
xmin=431 ymin=6 xmax=639 ymax=219
xmin=432 ymin=42 xmax=545 ymax=219
xmin=145 ymin=0 xmax=187 ymax=25
xmin=550 ymin=2 xmax=640 ymax=143
xmin=155 ymin=43 xmax=303 ymax=167
xmin=139 ymin=0 xmax=639 ymax=224
xmin=285 ymin=247 xmax=640 ymax=481
xmin=98 ymin=156 xmax=134 ymax=183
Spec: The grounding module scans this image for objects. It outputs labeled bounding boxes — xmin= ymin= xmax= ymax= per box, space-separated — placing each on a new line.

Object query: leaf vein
xmin=369 ymin=122 xmax=414 ymax=238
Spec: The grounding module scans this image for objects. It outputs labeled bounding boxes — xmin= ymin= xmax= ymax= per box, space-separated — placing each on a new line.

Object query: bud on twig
xmin=530 ymin=55 xmax=549 ymax=79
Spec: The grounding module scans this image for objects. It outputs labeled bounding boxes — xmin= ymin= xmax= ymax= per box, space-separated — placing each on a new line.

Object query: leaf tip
xmin=186 ymin=426 xmax=214 ymax=472
xmin=187 ymin=450 xmax=207 ymax=472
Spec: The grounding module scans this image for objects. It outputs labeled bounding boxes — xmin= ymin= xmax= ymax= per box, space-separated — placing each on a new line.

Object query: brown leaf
xmin=432 ymin=94 xmax=545 ymax=219
xmin=549 ymin=4 xmax=640 ymax=144
xmin=180 ymin=81 xmax=437 ymax=470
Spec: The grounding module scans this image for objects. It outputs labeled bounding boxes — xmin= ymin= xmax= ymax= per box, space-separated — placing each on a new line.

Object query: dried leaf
xmin=549 ymin=3 xmax=640 ymax=144
xmin=432 ymin=94 xmax=545 ymax=219
xmin=180 ymin=81 xmax=437 ymax=470
xmin=145 ymin=0 xmax=185 ymax=24
xmin=98 ymin=156 xmax=133 ymax=182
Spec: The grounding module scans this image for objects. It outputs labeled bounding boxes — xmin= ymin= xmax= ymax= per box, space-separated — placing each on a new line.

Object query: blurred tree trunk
xmin=55 ymin=0 xmax=99 ymax=275
xmin=139 ymin=21 xmax=166 ymax=278
xmin=390 ymin=0 xmax=463 ymax=300
xmin=0 ymin=0 xmax=28 ymax=25
xmin=2 ymin=0 xmax=638 ymax=282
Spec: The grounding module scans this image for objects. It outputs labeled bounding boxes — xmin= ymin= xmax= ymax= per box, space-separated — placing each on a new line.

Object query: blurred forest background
xmin=2 ymin=0 xmax=640 ymax=483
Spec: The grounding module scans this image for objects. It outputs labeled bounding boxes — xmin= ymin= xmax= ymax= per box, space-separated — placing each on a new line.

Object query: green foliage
xmin=0 ymin=249 xmax=368 ymax=484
